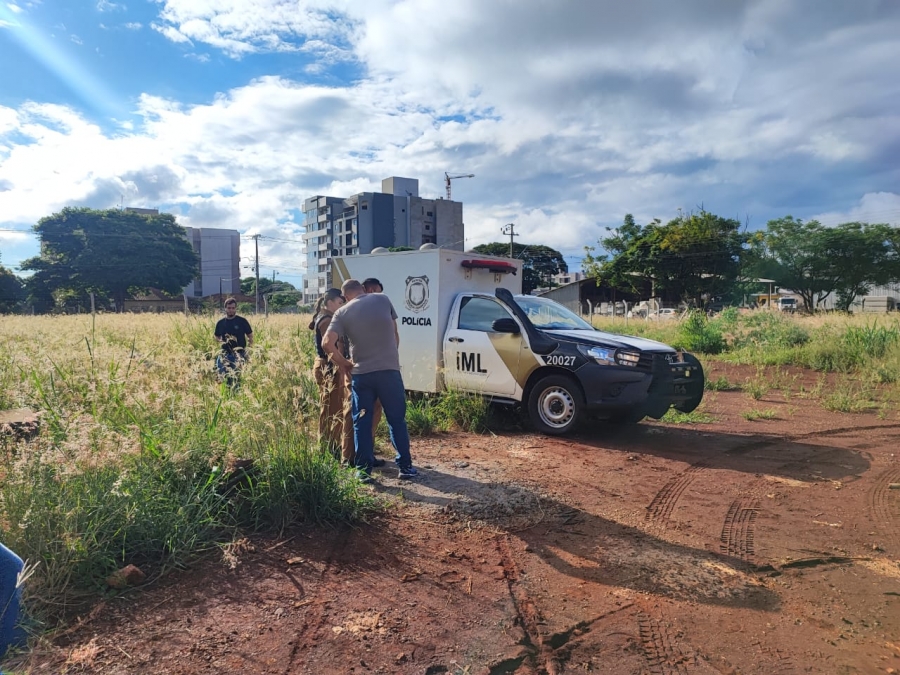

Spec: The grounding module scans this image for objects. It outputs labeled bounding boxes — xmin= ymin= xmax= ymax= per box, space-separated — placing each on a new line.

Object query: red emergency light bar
xmin=461 ymin=259 xmax=518 ymax=275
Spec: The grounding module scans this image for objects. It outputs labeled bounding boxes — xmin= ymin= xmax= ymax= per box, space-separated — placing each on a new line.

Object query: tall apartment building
xmin=302 ymin=177 xmax=464 ymax=303
xmin=120 ymin=208 xmax=241 ymax=298
xmin=182 ymin=227 xmax=242 ymax=298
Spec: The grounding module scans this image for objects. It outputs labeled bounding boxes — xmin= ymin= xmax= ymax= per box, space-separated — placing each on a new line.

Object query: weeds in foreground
xmin=797 ymin=374 xmax=828 ymax=400
xmin=661 ymin=409 xmax=717 ymax=424
xmin=405 ymin=390 xmax=493 ymax=436
xmin=705 ymin=375 xmax=739 ymax=391
xmin=742 ymin=408 xmax=779 ymax=421
xmin=743 ymin=376 xmax=769 ymax=401
xmin=821 ymin=385 xmax=876 ymax=413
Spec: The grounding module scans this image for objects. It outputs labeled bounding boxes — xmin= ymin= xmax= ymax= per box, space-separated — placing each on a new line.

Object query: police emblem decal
xmin=404 ymin=275 xmax=430 ymax=313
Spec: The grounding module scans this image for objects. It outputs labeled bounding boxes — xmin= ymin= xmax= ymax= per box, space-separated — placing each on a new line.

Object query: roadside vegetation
xmin=593 ymin=308 xmax=900 ymax=415
xmin=592 ymin=308 xmax=900 ymax=382
xmin=0 ymin=313 xmax=488 ymax=628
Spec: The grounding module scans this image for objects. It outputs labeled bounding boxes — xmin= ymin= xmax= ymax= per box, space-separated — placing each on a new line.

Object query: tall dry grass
xmin=0 ymin=312 xmax=375 ymax=623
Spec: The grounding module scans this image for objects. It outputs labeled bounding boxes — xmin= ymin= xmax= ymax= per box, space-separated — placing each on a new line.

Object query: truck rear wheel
xmin=528 ymin=375 xmax=583 ymax=435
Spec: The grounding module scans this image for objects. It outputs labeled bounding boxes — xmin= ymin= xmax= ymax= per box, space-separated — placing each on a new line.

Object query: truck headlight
xmin=579 ymin=345 xmax=617 ymax=366
xmin=615 ymin=350 xmax=640 ymax=367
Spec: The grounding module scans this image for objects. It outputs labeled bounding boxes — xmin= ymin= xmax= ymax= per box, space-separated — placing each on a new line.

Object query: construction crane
xmin=445 ymin=172 xmax=474 ymax=200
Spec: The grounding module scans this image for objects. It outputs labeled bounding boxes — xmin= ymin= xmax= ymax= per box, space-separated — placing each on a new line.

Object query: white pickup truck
xmin=332 ymin=247 xmax=704 ymax=435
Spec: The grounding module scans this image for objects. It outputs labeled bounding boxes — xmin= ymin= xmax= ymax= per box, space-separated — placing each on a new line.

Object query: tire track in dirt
xmin=637 ymin=613 xmax=691 ymax=675
xmin=493 ymin=534 xmax=552 ymax=674
xmin=719 ymin=498 xmax=760 ymax=564
xmin=491 ymin=536 xmax=641 ymax=674
xmin=645 ymin=463 xmax=709 ymax=525
xmin=868 ymin=467 xmax=900 ymax=551
xmin=642 ymin=437 xmax=779 ymax=527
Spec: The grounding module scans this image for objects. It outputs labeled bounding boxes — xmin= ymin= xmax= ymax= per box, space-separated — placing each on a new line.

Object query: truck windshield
xmin=515 ymin=295 xmax=595 ymax=331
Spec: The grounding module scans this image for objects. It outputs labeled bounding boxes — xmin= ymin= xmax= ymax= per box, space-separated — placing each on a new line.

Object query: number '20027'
xmin=545 ymin=354 xmax=576 ymax=366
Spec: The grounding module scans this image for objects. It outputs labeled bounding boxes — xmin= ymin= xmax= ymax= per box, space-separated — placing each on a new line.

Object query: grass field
xmin=2 ymin=308 xmax=899 ymax=628
xmin=0 ymin=313 xmax=371 ymax=624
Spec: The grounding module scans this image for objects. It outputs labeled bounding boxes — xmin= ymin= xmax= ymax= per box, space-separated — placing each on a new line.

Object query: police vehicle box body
xmin=332 ymin=247 xmax=704 ymax=435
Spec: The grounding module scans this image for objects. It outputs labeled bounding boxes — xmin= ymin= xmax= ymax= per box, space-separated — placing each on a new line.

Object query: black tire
xmin=527 ymin=374 xmax=583 ymax=436
xmin=673 ymin=354 xmax=705 ymax=413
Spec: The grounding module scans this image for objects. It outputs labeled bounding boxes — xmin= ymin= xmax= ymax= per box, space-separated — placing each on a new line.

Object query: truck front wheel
xmin=528 ymin=375 xmax=583 ymax=435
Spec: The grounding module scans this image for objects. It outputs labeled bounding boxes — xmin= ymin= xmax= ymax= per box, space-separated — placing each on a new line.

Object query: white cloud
xmin=5 ymin=3 xmax=23 ymax=14
xmin=3 ymin=0 xmax=900 ymax=274
xmin=812 ymin=193 xmax=900 ymax=227
xmin=124 ymin=21 xmax=141 ymax=30
xmin=70 ymin=33 xmax=82 ymax=44
xmin=96 ymin=0 xmax=122 ymax=12
xmin=151 ymin=0 xmax=358 ymax=58
xmin=0 ymin=230 xmax=31 ymax=246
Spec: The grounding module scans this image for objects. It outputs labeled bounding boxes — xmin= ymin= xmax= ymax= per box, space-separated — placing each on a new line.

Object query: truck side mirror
xmin=492 ymin=318 xmax=521 ymax=334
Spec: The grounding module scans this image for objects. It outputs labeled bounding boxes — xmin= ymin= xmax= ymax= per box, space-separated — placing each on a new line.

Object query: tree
xmin=0 ymin=256 xmax=25 ymax=313
xmin=584 ymin=211 xmax=748 ymax=307
xmin=21 ymin=208 xmax=199 ymax=312
xmin=747 ymin=217 xmax=900 ymax=312
xmin=241 ymin=277 xmax=298 ymax=297
xmin=825 ymin=222 xmax=900 ymax=311
xmin=267 ymin=290 xmax=303 ymax=311
xmin=471 ymin=242 xmax=567 ymax=294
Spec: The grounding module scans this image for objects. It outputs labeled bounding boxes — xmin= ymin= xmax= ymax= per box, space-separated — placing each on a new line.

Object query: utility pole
xmin=252 ymin=234 xmax=260 ymax=314
xmin=501 ymin=223 xmax=519 ymax=258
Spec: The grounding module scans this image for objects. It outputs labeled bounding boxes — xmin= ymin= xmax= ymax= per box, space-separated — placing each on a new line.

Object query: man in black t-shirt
xmin=214 ymin=298 xmax=253 ymax=384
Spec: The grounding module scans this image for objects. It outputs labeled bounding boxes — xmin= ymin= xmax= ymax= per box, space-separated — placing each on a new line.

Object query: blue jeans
xmin=1 ymin=543 xmax=24 ymax=659
xmin=351 ymin=369 xmax=412 ymax=473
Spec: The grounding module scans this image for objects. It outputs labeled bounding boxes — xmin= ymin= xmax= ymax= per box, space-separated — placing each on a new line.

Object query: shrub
xmin=676 ymin=311 xmax=726 ymax=354
xmin=735 ymin=311 xmax=809 ymax=350
xmin=842 ymin=322 xmax=900 ymax=360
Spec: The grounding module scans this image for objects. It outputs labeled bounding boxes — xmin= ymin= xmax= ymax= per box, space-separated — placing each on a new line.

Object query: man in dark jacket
xmin=214 ymin=297 xmax=253 ymax=385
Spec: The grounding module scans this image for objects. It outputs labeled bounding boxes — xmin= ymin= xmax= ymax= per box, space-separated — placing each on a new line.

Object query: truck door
xmin=443 ymin=296 xmax=522 ymax=396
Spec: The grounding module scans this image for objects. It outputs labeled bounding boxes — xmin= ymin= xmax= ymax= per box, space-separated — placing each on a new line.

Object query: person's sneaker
xmin=372 ymin=458 xmax=386 ymax=468
xmin=398 ymin=466 xmax=419 ymax=480
xmin=356 ymin=470 xmax=374 ymax=484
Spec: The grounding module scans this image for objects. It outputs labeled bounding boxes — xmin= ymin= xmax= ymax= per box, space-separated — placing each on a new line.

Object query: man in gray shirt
xmin=323 ymin=279 xmax=418 ymax=481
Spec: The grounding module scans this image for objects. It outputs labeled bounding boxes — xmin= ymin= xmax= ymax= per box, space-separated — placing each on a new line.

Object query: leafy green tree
xmin=472 ymin=242 xmax=567 ymax=294
xmin=826 ymin=223 xmax=900 ymax=311
xmin=0 ymin=255 xmax=25 ymax=313
xmin=745 ymin=217 xmax=832 ymax=312
xmin=747 ymin=217 xmax=900 ymax=312
xmin=241 ymin=277 xmax=298 ymax=297
xmin=584 ymin=211 xmax=748 ymax=307
xmin=267 ymin=290 xmax=303 ymax=311
xmin=21 ymin=208 xmax=199 ymax=312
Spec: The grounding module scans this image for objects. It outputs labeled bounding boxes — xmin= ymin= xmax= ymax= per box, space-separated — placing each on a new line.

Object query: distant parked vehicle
xmin=649 ymin=308 xmax=679 ymax=321
xmin=777 ymin=297 xmax=797 ymax=313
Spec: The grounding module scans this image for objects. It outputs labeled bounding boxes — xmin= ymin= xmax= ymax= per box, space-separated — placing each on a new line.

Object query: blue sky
xmin=2 ymin=0 xmax=900 ymax=285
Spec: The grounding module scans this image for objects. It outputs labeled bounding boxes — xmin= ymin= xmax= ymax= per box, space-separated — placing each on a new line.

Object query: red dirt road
xmin=12 ymin=378 xmax=900 ymax=674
